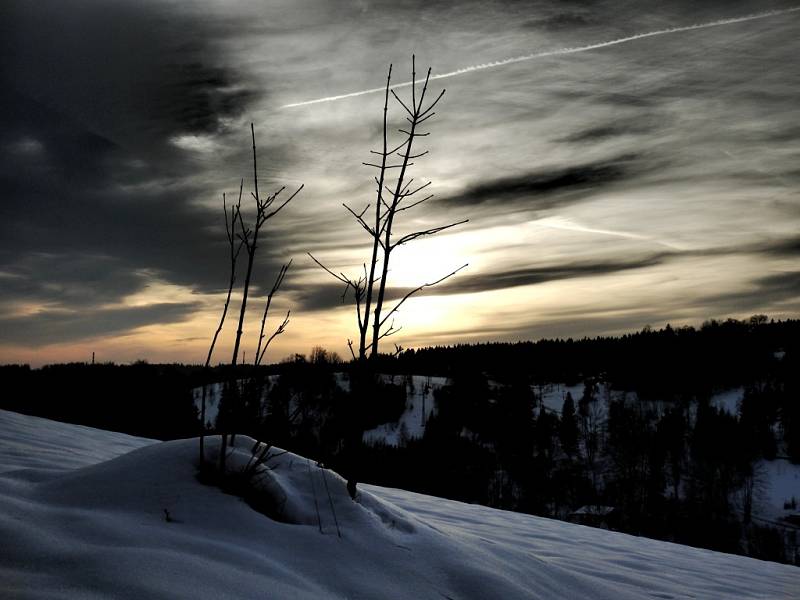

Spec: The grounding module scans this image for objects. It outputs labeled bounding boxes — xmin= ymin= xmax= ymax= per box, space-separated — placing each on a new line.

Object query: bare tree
xmin=199 ymin=184 xmax=244 ymax=465
xmin=310 ymin=57 xmax=467 ymax=362
xmin=218 ymin=123 xmax=303 ymax=472
xmin=309 ymin=58 xmax=467 ymax=498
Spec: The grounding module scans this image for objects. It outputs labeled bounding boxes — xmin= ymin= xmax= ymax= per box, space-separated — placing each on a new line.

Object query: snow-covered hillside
xmin=758 ymin=458 xmax=800 ymax=522
xmin=0 ymin=409 xmax=797 ymax=599
xmin=363 ymin=375 xmax=446 ymax=446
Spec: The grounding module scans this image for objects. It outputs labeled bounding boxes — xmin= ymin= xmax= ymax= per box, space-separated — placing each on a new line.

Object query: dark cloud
xmin=755 ymin=271 xmax=800 ymax=297
xmin=701 ymin=271 xmax=800 ymax=314
xmin=428 ymin=256 xmax=665 ymax=296
xmin=0 ymin=0 xmax=293 ymax=346
xmin=0 ymin=302 xmax=200 ymax=347
xmin=0 ymin=90 xmax=119 ymax=190
xmin=550 ymin=89 xmax=657 ymax=109
xmin=438 ymin=154 xmax=640 ymax=211
xmin=0 ymin=1 xmax=257 ymax=149
xmin=291 ymin=283 xmax=357 ymax=313
xmin=523 ymin=12 xmax=593 ymax=31
xmin=755 ymin=236 xmax=800 ymax=257
xmin=0 ymin=255 xmax=149 ymax=311
xmin=149 ymin=62 xmax=257 ymax=137
xmin=558 ymin=123 xmax=658 ymax=144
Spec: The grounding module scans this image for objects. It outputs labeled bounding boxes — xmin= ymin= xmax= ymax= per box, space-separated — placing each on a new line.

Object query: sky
xmin=1 ymin=0 xmax=798 ymax=366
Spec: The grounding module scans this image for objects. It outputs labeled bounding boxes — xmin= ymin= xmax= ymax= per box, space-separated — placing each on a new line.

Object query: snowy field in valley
xmin=1 ymin=409 xmax=798 ymax=599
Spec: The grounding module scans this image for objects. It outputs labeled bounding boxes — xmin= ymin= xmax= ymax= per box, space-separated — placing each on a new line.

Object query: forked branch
xmin=255 ymin=260 xmax=292 ymax=366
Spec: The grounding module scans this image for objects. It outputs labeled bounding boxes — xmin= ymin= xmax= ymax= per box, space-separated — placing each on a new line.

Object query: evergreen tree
xmin=560 ymin=392 xmax=579 ymax=457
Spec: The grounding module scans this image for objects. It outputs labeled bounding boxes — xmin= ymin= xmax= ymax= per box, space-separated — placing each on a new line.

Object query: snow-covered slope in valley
xmin=710 ymin=387 xmax=745 ymax=415
xmin=1 ymin=409 xmax=798 ymax=599
xmin=363 ymin=375 xmax=447 ymax=446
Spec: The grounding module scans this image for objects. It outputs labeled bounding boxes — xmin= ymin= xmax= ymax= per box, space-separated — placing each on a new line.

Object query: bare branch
xmin=362 ymin=162 xmax=406 ymax=169
xmin=377 ymin=321 xmax=402 ymax=341
xmin=417 ymin=110 xmax=437 ymax=125
xmin=390 ymin=89 xmax=413 ymax=116
xmin=388 ymin=138 xmax=412 ymax=155
xmin=307 ymin=252 xmax=350 ymax=285
xmin=255 ymin=260 xmax=292 ymax=365
xmin=379 ymin=263 xmax=468 ymax=329
xmin=396 ymin=150 xmax=429 ymax=160
xmin=395 ymin=194 xmax=433 ymax=213
xmin=258 ymin=310 xmax=290 ymax=365
xmin=398 ymin=177 xmax=414 ymax=195
xmin=419 ymin=88 xmax=446 ymax=118
xmin=399 ymin=180 xmax=431 ymax=198
xmin=398 ymin=129 xmax=428 ymax=138
xmin=392 ymin=218 xmax=469 ymax=249
xmin=343 ymin=202 xmax=377 ymax=237
xmin=263 ymin=184 xmax=303 ymax=221
xmin=415 ymin=66 xmax=433 ymax=113
xmin=205 ymin=182 xmax=245 ymax=368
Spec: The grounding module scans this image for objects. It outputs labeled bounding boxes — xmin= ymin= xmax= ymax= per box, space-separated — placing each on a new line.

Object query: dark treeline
xmin=1 ymin=316 xmax=798 ymax=563
xmin=391 ymin=316 xmax=800 ymax=393
xmin=0 ymin=361 xmax=205 ymax=439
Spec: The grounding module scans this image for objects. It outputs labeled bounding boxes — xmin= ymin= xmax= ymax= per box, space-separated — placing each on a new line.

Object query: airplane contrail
xmin=282 ymin=6 xmax=800 ymax=108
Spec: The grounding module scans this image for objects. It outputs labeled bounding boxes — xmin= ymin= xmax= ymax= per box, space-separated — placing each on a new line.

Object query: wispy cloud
xmin=282 ymin=6 xmax=800 ymax=108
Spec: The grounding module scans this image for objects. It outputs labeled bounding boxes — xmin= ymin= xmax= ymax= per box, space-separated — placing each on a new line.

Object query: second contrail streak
xmin=282 ymin=6 xmax=800 ymax=108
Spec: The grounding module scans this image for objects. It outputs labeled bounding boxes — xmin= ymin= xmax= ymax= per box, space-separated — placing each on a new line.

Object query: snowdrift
xmin=0 ymin=409 xmax=797 ymax=599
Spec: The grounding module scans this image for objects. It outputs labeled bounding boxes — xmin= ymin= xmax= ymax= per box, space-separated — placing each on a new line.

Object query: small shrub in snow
xmin=198 ymin=437 xmax=293 ymax=523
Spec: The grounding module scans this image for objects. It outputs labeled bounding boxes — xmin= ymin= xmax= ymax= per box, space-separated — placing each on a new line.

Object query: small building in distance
xmin=567 ymin=505 xmax=619 ymax=530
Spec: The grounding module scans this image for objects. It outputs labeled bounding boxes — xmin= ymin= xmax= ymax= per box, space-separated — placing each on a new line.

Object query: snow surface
xmin=535 ymin=382 xmax=586 ymax=414
xmin=756 ymin=458 xmax=800 ymax=522
xmin=193 ymin=381 xmax=225 ymax=427
xmin=1 ymin=408 xmax=798 ymax=599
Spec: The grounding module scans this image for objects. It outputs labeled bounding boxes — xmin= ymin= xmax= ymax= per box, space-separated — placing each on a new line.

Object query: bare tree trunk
xmin=200 ymin=184 xmax=243 ymax=467
xmin=231 ymin=126 xmax=261 ymax=368
xmin=222 ymin=124 xmax=302 ymax=462
xmin=359 ymin=65 xmax=393 ymax=361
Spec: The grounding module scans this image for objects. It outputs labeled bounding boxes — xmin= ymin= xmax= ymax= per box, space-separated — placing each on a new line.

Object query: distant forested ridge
xmin=391 ymin=316 xmax=799 ymax=391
